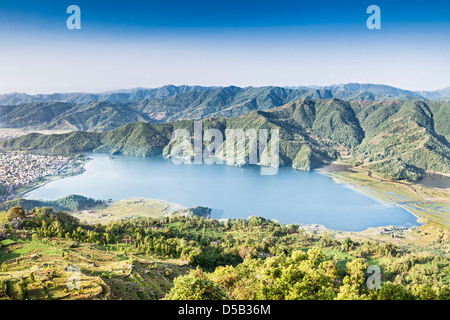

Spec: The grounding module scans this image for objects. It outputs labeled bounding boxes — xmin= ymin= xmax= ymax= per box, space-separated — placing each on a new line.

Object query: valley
xmin=1 ymin=97 xmax=449 ymax=181
xmin=0 ymin=84 xmax=449 ymax=301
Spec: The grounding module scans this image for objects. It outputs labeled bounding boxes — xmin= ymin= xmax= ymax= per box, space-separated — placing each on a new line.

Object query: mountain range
xmin=0 ymin=84 xmax=448 ymax=132
xmin=2 ymin=98 xmax=449 ymax=181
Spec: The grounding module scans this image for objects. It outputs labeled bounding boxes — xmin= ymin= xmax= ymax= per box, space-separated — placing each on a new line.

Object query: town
xmin=0 ymin=152 xmax=81 ymax=201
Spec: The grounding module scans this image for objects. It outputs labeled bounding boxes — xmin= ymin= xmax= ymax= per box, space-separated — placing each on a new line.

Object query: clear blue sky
xmin=0 ymin=0 xmax=449 ymax=93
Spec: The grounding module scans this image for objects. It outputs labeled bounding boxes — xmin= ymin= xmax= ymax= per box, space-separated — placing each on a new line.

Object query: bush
xmin=165 ymin=267 xmax=229 ymax=300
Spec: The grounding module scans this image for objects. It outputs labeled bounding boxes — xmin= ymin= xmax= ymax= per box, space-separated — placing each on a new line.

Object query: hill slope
xmin=0 ymin=85 xmax=212 ymax=105
xmin=1 ymin=209 xmax=449 ymax=300
xmin=2 ymin=84 xmax=449 ymax=132
xmin=0 ymin=101 xmax=153 ymax=132
xmin=1 ymin=98 xmax=449 ymax=180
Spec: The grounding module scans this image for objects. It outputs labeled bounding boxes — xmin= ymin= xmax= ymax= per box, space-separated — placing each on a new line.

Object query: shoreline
xmin=116 ymin=197 xmax=186 ymax=212
xmin=8 ymin=152 xmax=448 ymax=232
xmin=317 ymin=164 xmax=449 ymax=229
xmin=14 ymin=156 xmax=91 ymax=199
xmin=88 ymin=196 xmax=422 ymax=235
xmin=320 ymin=170 xmax=422 ymax=222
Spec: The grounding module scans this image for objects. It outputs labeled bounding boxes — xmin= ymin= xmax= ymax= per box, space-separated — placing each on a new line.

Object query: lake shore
xmin=16 ymin=156 xmax=91 ymax=199
xmin=72 ymin=197 xmax=190 ymax=224
xmin=21 ymin=152 xmax=429 ymax=231
xmin=71 ymin=196 xmax=449 ymax=254
xmin=317 ymin=163 xmax=450 ymax=230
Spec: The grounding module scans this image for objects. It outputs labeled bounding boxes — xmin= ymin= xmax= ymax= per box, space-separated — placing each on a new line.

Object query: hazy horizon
xmin=0 ymin=82 xmax=449 ymax=96
xmin=1 ymin=0 xmax=449 ymax=94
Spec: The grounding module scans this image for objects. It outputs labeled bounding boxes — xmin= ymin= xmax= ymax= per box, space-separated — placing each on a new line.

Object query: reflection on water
xmin=25 ymin=153 xmax=420 ymax=231
xmin=318 ymin=163 xmax=355 ymax=173
xmin=416 ymin=173 xmax=450 ymax=189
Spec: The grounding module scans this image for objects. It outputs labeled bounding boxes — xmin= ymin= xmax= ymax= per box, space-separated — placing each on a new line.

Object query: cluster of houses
xmin=74 ymin=210 xmax=111 ymax=219
xmin=0 ymin=152 xmax=76 ymax=201
xmin=372 ymin=226 xmax=409 ymax=237
xmin=0 ymin=130 xmax=23 ymax=141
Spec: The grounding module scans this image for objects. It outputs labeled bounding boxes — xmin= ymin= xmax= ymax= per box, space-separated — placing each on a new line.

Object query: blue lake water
xmin=25 ymin=153 xmax=420 ymax=231
xmin=416 ymin=173 xmax=450 ymax=189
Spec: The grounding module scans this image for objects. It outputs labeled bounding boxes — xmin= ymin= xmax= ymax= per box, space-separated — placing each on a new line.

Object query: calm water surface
xmin=415 ymin=173 xmax=450 ymax=189
xmin=25 ymin=153 xmax=420 ymax=231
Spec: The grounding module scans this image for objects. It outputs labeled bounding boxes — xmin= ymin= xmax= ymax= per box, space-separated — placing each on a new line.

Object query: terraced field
xmin=0 ymin=237 xmax=190 ymax=300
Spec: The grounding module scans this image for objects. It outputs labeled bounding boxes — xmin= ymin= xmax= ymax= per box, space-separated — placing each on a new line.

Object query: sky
xmin=0 ymin=0 xmax=449 ymax=94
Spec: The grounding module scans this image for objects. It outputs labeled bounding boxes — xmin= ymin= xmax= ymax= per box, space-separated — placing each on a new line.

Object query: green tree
xmin=17 ymin=277 xmax=28 ymax=300
xmin=438 ymin=285 xmax=450 ymax=300
xmin=411 ymin=283 xmax=437 ymax=300
xmin=6 ymin=207 xmax=26 ymax=220
xmin=375 ymin=282 xmax=414 ymax=300
xmin=165 ymin=267 xmax=229 ymax=300
xmin=345 ymin=258 xmax=368 ymax=287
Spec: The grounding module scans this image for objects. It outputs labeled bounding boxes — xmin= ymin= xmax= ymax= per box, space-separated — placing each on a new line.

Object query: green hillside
xmin=0 ymin=101 xmax=153 ymax=132
xmin=2 ymin=84 xmax=448 ymax=132
xmin=0 ymin=207 xmax=449 ymax=300
xmin=351 ymin=100 xmax=450 ymax=180
xmin=0 ymin=195 xmax=101 ymax=212
xmin=1 ymin=99 xmax=449 ymax=180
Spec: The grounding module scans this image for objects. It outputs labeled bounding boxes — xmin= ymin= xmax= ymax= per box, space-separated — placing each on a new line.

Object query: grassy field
xmin=72 ymin=198 xmax=185 ymax=224
xmin=1 ymin=214 xmax=449 ymax=300
xmin=0 ymin=236 xmax=190 ymax=300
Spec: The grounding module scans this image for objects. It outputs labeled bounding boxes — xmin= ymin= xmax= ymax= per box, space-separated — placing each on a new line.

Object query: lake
xmin=25 ymin=153 xmax=420 ymax=231
xmin=415 ymin=173 xmax=450 ymax=189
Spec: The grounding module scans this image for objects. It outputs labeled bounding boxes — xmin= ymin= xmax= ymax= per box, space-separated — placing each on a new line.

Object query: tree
xmin=336 ymin=283 xmax=367 ymax=300
xmin=0 ymin=278 xmax=6 ymax=295
xmin=438 ymin=285 xmax=450 ymax=300
xmin=165 ymin=267 xmax=229 ymax=300
xmin=376 ymin=282 xmax=414 ymax=300
xmin=17 ymin=277 xmax=28 ymax=300
xmin=340 ymin=237 xmax=355 ymax=252
xmin=345 ymin=258 xmax=368 ymax=287
xmin=411 ymin=283 xmax=437 ymax=300
xmin=6 ymin=207 xmax=25 ymax=220
xmin=336 ymin=258 xmax=370 ymax=300
xmin=210 ymin=265 xmax=242 ymax=298
xmin=307 ymin=247 xmax=325 ymax=267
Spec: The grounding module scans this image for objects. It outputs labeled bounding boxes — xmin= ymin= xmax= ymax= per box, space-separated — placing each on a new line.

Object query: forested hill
xmin=1 ymin=84 xmax=449 ymax=132
xmin=0 ymin=194 xmax=100 ymax=212
xmin=1 ymin=98 xmax=449 ymax=181
xmin=0 ymin=85 xmax=212 ymax=105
